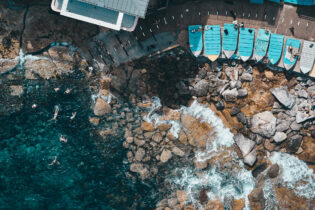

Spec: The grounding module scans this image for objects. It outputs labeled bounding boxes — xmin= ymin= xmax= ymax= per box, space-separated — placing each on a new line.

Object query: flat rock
xmin=273 ymin=132 xmax=287 ymax=143
xmin=276 ymin=120 xmax=290 ymax=132
xmin=267 ymin=164 xmax=279 ymax=178
xmin=270 ymin=86 xmax=295 ymax=109
xmin=296 ymin=89 xmax=308 ymax=99
xmin=225 ymin=67 xmax=238 ymax=81
xmin=230 ymin=107 xmax=241 ymax=116
xmin=141 ymin=122 xmax=155 ymax=132
xmin=296 ymin=111 xmax=315 ymax=123
xmin=250 ymin=111 xmax=277 ymax=138
xmin=234 ymin=134 xmax=256 ymax=157
xmin=177 ymin=190 xmax=188 ymax=202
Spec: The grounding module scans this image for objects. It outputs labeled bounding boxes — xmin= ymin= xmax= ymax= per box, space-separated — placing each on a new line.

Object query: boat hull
xmin=188 ymin=25 xmax=203 ymax=57
xmin=224 ymin=50 xmax=235 ymax=59
xmin=207 ymin=55 xmax=220 ymax=62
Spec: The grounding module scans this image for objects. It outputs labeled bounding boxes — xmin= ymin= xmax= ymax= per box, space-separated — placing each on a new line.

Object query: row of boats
xmin=188 ymin=23 xmax=315 ymax=74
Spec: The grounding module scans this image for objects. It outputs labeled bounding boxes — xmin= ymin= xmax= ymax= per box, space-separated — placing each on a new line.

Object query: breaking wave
xmin=270 ymin=152 xmax=315 ymax=199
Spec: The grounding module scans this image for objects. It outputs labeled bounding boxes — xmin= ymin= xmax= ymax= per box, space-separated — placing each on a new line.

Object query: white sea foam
xmin=270 ymin=152 xmax=315 ymax=199
xmin=18 ymin=49 xmax=49 ymax=67
xmin=143 ymin=98 xmax=255 ymax=209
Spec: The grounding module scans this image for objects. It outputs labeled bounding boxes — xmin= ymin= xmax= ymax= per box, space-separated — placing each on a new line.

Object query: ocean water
xmin=0 ymin=78 xmax=156 ymax=209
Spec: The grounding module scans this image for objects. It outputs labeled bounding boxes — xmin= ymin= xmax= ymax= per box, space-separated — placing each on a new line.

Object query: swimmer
xmin=70 ymin=112 xmax=77 ymax=120
xmin=54 ymin=87 xmax=60 ymax=92
xmin=64 ymin=88 xmax=71 ymax=94
xmin=32 ymin=104 xmax=37 ymax=109
xmin=59 ymin=135 xmax=68 ymax=143
xmin=49 ymin=156 xmax=59 ymax=166
xmin=52 ymin=105 xmax=60 ymax=120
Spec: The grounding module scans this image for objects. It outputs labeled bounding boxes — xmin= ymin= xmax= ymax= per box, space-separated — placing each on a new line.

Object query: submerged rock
xmin=267 ymin=164 xmax=280 ymax=178
xmin=286 ymin=134 xmax=302 ymax=153
xmin=248 ymin=188 xmax=265 ymax=210
xmin=250 ymin=111 xmax=277 ymax=138
xmin=270 ymin=86 xmax=295 ymax=109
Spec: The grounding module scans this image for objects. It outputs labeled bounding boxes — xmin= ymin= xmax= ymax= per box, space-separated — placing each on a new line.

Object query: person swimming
xmin=49 ymin=156 xmax=59 ymax=166
xmin=59 ymin=135 xmax=68 ymax=143
xmin=52 ymin=105 xmax=60 ymax=120
xmin=70 ymin=112 xmax=77 ymax=120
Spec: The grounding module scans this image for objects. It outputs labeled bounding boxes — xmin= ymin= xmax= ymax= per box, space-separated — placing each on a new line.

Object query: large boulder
xmin=270 ymin=86 xmax=295 ymax=109
xmin=93 ymin=98 xmax=111 ymax=116
xmin=243 ymin=149 xmax=257 ymax=166
xmin=234 ymin=134 xmax=256 ymax=157
xmin=191 ymin=79 xmax=209 ymax=97
xmin=181 ymin=114 xmax=215 ymax=148
xmin=250 ymin=111 xmax=277 ymax=138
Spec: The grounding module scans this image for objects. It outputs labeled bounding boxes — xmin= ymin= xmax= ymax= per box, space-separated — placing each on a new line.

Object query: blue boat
xmin=238 ymin=28 xmax=255 ymax=61
xmin=188 ymin=25 xmax=203 ymax=57
xmin=223 ymin=23 xmax=239 ymax=59
xmin=300 ymin=41 xmax=315 ymax=74
xmin=204 ymin=25 xmax=221 ymax=61
xmin=283 ymin=38 xmax=301 ymax=70
xmin=254 ymin=29 xmax=271 ymax=62
xmin=268 ymin=33 xmax=284 ymax=65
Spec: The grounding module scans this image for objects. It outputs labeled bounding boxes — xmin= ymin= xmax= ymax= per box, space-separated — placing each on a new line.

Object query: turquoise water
xmin=0 ymin=78 xmax=156 ymax=209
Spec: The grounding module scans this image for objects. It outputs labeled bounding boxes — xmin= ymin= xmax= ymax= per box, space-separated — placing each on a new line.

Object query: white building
xmin=51 ymin=0 xmax=150 ymax=31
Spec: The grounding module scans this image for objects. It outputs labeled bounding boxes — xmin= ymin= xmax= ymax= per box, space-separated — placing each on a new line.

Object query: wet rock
xmin=94 ymin=98 xmax=111 ymax=116
xmin=141 ymin=122 xmax=155 ymax=132
xmin=160 ymin=149 xmax=172 ymax=163
xmin=267 ymin=164 xmax=279 ymax=178
xmin=270 ymin=86 xmax=295 ymax=109
xmin=178 ymin=131 xmax=188 ymax=145
xmin=172 ymin=147 xmax=185 ymax=157
xmin=181 ymin=114 xmax=215 ymax=148
xmin=89 ymin=117 xmax=100 ymax=126
xmin=215 ymin=100 xmax=224 ymax=110
xmin=248 ymin=188 xmax=265 ymax=210
xmin=234 ymin=134 xmax=255 ymax=157
xmin=264 ymin=139 xmax=276 ymax=151
xmin=255 ymin=135 xmax=264 ymax=145
xmin=290 ymin=121 xmax=302 ymax=131
xmin=307 ymin=86 xmax=315 ymax=97
xmin=152 ymin=132 xmax=163 ymax=143
xmin=157 ymin=123 xmax=171 ymax=131
xmin=126 ymin=136 xmax=133 ymax=144
xmin=167 ymin=198 xmax=178 ymax=208
xmin=9 ymin=85 xmax=23 ymax=96
xmin=205 ymin=199 xmax=224 ymax=210
xmin=232 ymin=199 xmax=245 ymax=210
xmin=199 ymin=188 xmax=208 ymax=204
xmin=230 ymin=107 xmax=241 ymax=116
xmin=194 ymin=159 xmax=208 ymax=169
xmin=135 ymin=148 xmax=145 ymax=161
xmin=240 ymin=73 xmax=253 ymax=82
xmin=237 ymin=88 xmax=248 ymax=97
xmin=156 ymin=199 xmax=168 ymax=208
xmin=286 ymin=134 xmax=302 ymax=153
xmin=244 ymin=149 xmax=257 ymax=166
xmin=273 ymin=132 xmax=287 ymax=143
xmin=251 ymin=111 xmax=277 ymax=138
xmin=134 ymin=138 xmax=145 ymax=146
xmin=222 ymin=88 xmax=238 ymax=102
xmin=312 ymin=130 xmax=315 ymax=138
xmin=191 ymin=79 xmax=209 ymax=97
xmin=177 ymin=190 xmax=188 ymax=202
xmin=236 ymin=112 xmax=247 ymax=125
xmin=252 ymin=163 xmax=267 ymax=178
xmin=130 ymin=163 xmax=150 ymax=180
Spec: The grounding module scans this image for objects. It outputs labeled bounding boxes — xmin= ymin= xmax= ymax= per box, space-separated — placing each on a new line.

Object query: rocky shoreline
xmin=1 ymin=2 xmax=315 ymax=209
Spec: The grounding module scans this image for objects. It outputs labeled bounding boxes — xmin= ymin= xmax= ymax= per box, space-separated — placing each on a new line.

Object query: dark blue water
xmin=0 ymin=78 xmax=156 ymax=209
